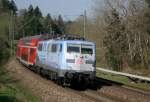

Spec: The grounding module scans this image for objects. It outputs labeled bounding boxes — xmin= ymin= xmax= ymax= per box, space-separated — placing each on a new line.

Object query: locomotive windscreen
xmin=81 ymin=48 xmax=93 ymax=54
xmin=67 ymin=44 xmax=80 ymax=53
xmin=67 ymin=44 xmax=93 ymax=54
xmin=81 ymin=45 xmax=93 ymax=54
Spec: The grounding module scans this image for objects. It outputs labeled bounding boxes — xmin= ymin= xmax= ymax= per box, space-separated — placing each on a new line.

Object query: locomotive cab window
xmin=81 ymin=48 xmax=93 ymax=54
xmin=67 ymin=44 xmax=80 ymax=53
xmin=81 ymin=45 xmax=93 ymax=54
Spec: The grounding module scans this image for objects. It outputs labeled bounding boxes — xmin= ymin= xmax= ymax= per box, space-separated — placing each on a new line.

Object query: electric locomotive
xmin=35 ymin=34 xmax=96 ymax=85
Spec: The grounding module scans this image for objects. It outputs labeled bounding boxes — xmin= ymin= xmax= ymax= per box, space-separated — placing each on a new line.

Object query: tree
xmin=57 ymin=15 xmax=65 ymax=34
xmin=67 ymin=16 xmax=86 ymax=35
xmin=103 ymin=8 xmax=127 ymax=70
xmin=93 ymin=0 xmax=150 ymax=71
xmin=146 ymin=0 xmax=150 ymax=7
xmin=0 ymin=0 xmax=10 ymax=12
xmin=9 ymin=0 xmax=17 ymax=14
xmin=34 ymin=6 xmax=42 ymax=17
xmin=0 ymin=0 xmax=14 ymax=63
xmin=42 ymin=13 xmax=53 ymax=33
xmin=21 ymin=5 xmax=43 ymax=36
xmin=27 ymin=5 xmax=34 ymax=17
xmin=51 ymin=18 xmax=61 ymax=34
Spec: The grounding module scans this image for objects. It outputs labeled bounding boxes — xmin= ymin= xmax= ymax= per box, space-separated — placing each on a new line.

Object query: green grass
xmin=0 ymin=66 xmax=41 ymax=102
xmin=96 ymin=70 xmax=150 ymax=91
xmin=14 ymin=83 xmax=41 ymax=102
xmin=0 ymin=85 xmax=17 ymax=102
xmin=0 ymin=79 xmax=41 ymax=102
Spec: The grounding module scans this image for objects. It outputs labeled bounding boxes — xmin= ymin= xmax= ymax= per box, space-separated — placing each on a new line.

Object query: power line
xmin=83 ymin=10 xmax=86 ymax=38
xmin=64 ymin=10 xmax=87 ymax=39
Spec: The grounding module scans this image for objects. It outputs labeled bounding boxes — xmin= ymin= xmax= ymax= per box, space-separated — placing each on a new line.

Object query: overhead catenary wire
xmin=64 ymin=10 xmax=87 ymax=39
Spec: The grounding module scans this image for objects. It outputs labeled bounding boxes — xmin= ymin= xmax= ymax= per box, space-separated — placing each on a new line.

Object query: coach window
xmin=51 ymin=44 xmax=57 ymax=53
xmin=38 ymin=43 xmax=42 ymax=51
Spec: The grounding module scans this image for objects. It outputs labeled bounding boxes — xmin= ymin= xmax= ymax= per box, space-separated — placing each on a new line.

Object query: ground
xmin=5 ymin=59 xmax=93 ymax=102
xmin=1 ymin=58 xmax=150 ymax=102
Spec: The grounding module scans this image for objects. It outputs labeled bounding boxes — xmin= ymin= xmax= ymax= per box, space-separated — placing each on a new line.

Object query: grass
xmin=96 ymin=70 xmax=150 ymax=91
xmin=14 ymin=83 xmax=41 ymax=102
xmin=0 ymin=66 xmax=41 ymax=102
xmin=0 ymin=85 xmax=17 ymax=102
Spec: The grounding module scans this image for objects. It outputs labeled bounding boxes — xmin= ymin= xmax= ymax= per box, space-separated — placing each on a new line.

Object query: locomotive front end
xmin=64 ymin=41 xmax=96 ymax=83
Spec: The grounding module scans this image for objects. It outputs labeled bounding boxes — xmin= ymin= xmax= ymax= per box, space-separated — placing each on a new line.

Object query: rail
xmin=97 ymin=67 xmax=150 ymax=82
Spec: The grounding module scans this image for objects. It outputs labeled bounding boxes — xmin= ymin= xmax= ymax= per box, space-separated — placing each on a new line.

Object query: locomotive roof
xmin=56 ymin=34 xmax=85 ymax=40
xmin=36 ymin=34 xmax=95 ymax=44
xmin=39 ymin=39 xmax=95 ymax=45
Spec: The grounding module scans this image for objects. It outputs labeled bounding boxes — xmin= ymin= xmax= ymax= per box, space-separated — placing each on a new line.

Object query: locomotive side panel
xmin=37 ymin=41 xmax=64 ymax=73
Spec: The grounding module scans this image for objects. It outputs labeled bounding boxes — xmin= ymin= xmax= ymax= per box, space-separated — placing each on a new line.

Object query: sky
xmin=14 ymin=0 xmax=93 ymax=20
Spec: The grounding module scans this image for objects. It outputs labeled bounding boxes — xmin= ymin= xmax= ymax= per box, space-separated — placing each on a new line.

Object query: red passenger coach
xmin=17 ymin=35 xmax=50 ymax=66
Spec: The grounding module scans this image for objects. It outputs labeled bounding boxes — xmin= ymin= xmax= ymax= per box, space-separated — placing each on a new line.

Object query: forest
xmin=0 ymin=0 xmax=150 ymax=76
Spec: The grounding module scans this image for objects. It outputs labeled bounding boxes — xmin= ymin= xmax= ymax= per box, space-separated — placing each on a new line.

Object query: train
xmin=17 ymin=34 xmax=96 ymax=86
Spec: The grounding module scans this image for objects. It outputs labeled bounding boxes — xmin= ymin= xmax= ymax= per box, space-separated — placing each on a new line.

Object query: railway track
xmin=62 ymin=78 xmax=128 ymax=102
xmin=18 ymin=60 xmax=150 ymax=102
xmin=28 ymin=68 xmax=122 ymax=102
xmin=65 ymin=87 xmax=119 ymax=102
xmin=29 ymin=67 xmax=150 ymax=102
xmin=95 ymin=77 xmax=150 ymax=96
xmin=61 ymin=77 xmax=150 ymax=102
